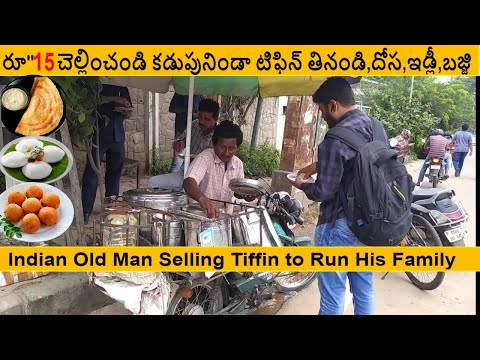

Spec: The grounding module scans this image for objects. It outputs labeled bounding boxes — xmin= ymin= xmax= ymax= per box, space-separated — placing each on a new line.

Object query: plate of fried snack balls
xmin=0 ymin=182 xmax=74 ymax=242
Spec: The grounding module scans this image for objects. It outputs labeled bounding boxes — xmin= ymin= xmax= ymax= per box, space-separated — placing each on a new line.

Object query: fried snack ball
xmin=22 ymin=213 xmax=41 ymax=234
xmin=41 ymin=193 xmax=60 ymax=209
xmin=38 ymin=207 xmax=58 ymax=226
xmin=26 ymin=185 xmax=43 ymax=200
xmin=4 ymin=203 xmax=24 ymax=223
xmin=22 ymin=197 xmax=42 ymax=214
xmin=8 ymin=191 xmax=26 ymax=206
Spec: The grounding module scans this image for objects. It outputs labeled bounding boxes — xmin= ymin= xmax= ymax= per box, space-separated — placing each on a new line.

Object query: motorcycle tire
xmin=432 ymin=175 xmax=438 ymax=188
xmin=273 ymin=241 xmax=317 ymax=293
xmin=166 ymin=278 xmax=224 ymax=315
xmin=405 ymin=214 xmax=445 ymax=291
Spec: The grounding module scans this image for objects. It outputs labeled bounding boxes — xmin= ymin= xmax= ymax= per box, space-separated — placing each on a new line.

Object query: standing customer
xmin=82 ymin=84 xmax=133 ymax=225
xmin=289 ymin=77 xmax=387 ymax=315
xmin=168 ymin=93 xmax=204 ymax=173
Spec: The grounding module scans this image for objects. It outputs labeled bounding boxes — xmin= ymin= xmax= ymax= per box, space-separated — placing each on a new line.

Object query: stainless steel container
xmin=122 ymin=188 xmax=188 ymax=210
xmin=122 ymin=188 xmax=188 ymax=241
xmin=100 ymin=204 xmax=140 ymax=246
xmin=152 ymin=213 xmax=185 ymax=246
xmin=182 ymin=206 xmax=232 ymax=247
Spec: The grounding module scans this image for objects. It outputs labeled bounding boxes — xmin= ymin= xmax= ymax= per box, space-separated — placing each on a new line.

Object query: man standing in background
xmin=168 ymin=93 xmax=204 ymax=173
xmin=82 ymin=84 xmax=132 ymax=225
xmin=452 ymin=123 xmax=474 ymax=177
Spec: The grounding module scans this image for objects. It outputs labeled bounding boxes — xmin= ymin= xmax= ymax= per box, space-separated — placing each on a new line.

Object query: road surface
xmin=275 ymin=149 xmax=476 ymax=315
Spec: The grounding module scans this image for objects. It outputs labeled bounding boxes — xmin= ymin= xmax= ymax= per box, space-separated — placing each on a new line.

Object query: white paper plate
xmin=0 ymin=136 xmax=73 ymax=184
xmin=286 ymin=173 xmax=297 ymax=181
xmin=0 ymin=182 xmax=74 ymax=242
xmin=286 ymin=173 xmax=317 ymax=182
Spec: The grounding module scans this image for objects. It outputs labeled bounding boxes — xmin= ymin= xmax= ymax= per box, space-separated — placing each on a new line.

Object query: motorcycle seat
xmin=412 ymin=188 xmax=454 ymax=202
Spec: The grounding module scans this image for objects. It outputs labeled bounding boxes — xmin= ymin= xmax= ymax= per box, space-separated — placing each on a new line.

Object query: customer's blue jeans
xmin=315 ymin=217 xmax=375 ymax=315
xmin=452 ymin=151 xmax=468 ymax=173
xmin=169 ymin=130 xmax=184 ymax=173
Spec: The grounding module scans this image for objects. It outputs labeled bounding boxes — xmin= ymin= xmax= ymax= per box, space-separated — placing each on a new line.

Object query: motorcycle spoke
xmin=172 ymin=285 xmax=215 ymax=315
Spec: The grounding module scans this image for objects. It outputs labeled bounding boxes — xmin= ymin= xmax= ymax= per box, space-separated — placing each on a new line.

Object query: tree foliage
xmin=355 ymin=76 xmax=476 ymax=144
xmin=50 ymin=76 xmax=103 ymax=149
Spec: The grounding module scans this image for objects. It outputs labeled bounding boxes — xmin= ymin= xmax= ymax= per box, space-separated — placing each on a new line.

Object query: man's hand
xmin=115 ymin=108 xmax=134 ymax=118
xmin=288 ymin=176 xmax=311 ymax=190
xmin=469 ymin=151 xmax=473 ymax=156
xmin=105 ymin=96 xmax=131 ymax=107
xmin=173 ymin=140 xmax=186 ymax=153
xmin=198 ymin=196 xmax=219 ymax=219
xmin=298 ymin=163 xmax=317 ymax=179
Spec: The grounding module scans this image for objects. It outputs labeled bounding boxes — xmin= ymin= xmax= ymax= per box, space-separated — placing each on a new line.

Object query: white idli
xmin=15 ymin=138 xmax=44 ymax=153
xmin=1 ymin=151 xmax=28 ymax=168
xmin=22 ymin=161 xmax=52 ymax=179
xmin=43 ymin=145 xmax=65 ymax=163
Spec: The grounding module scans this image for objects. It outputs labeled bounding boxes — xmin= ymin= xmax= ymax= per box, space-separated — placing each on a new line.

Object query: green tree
xmin=356 ymin=76 xmax=476 ymax=142
xmin=50 ymin=76 xmax=107 ymax=207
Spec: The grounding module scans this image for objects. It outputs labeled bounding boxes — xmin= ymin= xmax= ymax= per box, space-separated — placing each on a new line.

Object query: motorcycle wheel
xmin=273 ymin=242 xmax=317 ymax=293
xmin=166 ymin=278 xmax=224 ymax=315
xmin=405 ymin=214 xmax=445 ymax=290
xmin=432 ymin=175 xmax=438 ymax=188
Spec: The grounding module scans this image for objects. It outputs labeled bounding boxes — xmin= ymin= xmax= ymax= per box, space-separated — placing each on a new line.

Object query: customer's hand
xmin=115 ymin=96 xmax=131 ymax=107
xmin=173 ymin=140 xmax=186 ymax=153
xmin=298 ymin=163 xmax=317 ymax=179
xmin=198 ymin=196 xmax=219 ymax=219
xmin=288 ymin=175 xmax=310 ymax=190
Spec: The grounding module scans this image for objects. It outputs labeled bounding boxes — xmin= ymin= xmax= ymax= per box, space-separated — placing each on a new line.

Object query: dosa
xmin=15 ymin=77 xmax=63 ymax=136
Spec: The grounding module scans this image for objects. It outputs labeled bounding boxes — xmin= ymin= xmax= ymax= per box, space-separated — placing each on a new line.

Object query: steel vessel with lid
xmin=122 ymin=188 xmax=187 ymax=242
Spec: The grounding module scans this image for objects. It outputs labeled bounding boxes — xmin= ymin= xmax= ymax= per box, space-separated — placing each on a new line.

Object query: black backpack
xmin=327 ymin=118 xmax=414 ymax=246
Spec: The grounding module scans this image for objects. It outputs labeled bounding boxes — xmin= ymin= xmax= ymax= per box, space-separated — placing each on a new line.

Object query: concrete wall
xmin=240 ymin=97 xmax=278 ymax=147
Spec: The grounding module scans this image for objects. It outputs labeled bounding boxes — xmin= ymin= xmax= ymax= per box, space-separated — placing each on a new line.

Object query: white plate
xmin=0 ymin=182 xmax=74 ymax=242
xmin=178 ymin=153 xmax=196 ymax=160
xmin=0 ymin=136 xmax=73 ymax=184
xmin=286 ymin=173 xmax=297 ymax=181
xmin=286 ymin=173 xmax=317 ymax=182
xmin=430 ymin=165 xmax=441 ymax=170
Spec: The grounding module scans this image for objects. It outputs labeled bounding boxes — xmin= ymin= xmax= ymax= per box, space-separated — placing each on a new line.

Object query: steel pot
xmin=122 ymin=188 xmax=187 ymax=209
xmin=100 ymin=204 xmax=140 ymax=246
xmin=122 ymin=188 xmax=187 ymax=242
xmin=182 ymin=206 xmax=232 ymax=247
xmin=152 ymin=213 xmax=185 ymax=246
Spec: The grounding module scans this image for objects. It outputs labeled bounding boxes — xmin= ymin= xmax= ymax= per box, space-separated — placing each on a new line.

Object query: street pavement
xmin=275 ymin=148 xmax=477 ymax=315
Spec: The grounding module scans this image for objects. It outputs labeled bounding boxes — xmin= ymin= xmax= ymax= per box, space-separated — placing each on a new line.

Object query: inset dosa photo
xmin=1 ymin=75 xmax=66 ymax=137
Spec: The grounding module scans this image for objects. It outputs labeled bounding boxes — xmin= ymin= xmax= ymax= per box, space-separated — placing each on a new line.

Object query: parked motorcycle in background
xmin=411 ymin=187 xmax=468 ymax=246
xmin=388 ymin=138 xmax=468 ymax=246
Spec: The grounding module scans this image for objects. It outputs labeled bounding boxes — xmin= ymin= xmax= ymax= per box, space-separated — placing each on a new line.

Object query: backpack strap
xmin=327 ymin=119 xmax=382 ymax=227
xmin=326 ymin=126 xmax=367 ymax=151
xmin=327 ymin=126 xmax=366 ymax=227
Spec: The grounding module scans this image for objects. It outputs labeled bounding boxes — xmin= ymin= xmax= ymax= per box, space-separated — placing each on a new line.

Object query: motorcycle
xmin=411 ymin=187 xmax=468 ymax=247
xmin=389 ymin=137 xmax=447 ymax=188
xmin=389 ymin=138 xmax=468 ymax=247
xmin=424 ymin=156 xmax=447 ymax=188
xmin=166 ymin=179 xmax=317 ymax=315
